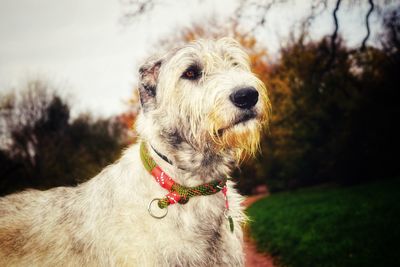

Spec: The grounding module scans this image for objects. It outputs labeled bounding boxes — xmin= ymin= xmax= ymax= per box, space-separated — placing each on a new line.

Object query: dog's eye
xmin=181 ymin=65 xmax=202 ymax=80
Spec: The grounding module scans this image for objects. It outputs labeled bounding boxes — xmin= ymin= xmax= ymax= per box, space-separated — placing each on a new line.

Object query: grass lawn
xmin=246 ymin=178 xmax=400 ymax=267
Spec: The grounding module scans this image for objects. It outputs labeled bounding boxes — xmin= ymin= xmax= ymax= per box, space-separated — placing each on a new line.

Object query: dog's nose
xmin=230 ymin=87 xmax=259 ymax=109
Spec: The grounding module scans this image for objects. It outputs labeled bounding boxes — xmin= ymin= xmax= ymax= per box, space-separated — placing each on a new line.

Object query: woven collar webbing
xmin=140 ymin=142 xmax=227 ymax=209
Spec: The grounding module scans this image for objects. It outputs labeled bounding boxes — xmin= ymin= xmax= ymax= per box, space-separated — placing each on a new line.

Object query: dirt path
xmin=242 ymin=194 xmax=276 ymax=267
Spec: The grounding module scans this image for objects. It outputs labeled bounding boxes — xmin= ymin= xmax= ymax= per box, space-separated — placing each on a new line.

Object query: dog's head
xmin=136 ymin=38 xmax=271 ymax=163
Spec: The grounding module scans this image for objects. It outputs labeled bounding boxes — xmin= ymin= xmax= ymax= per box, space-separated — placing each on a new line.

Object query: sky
xmin=0 ymin=0 xmax=383 ymax=118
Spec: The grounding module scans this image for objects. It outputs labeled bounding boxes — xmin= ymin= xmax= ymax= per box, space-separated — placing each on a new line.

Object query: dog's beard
xmin=207 ymin=112 xmax=264 ymax=162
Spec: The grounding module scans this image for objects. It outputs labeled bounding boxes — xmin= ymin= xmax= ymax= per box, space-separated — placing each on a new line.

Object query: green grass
xmin=246 ymin=178 xmax=400 ymax=267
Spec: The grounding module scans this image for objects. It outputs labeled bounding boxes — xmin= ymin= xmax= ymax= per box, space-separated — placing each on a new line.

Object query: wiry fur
xmin=0 ymin=38 xmax=271 ymax=267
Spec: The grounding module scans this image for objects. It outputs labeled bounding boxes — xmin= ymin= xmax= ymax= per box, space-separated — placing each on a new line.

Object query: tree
xmin=0 ymin=80 xmax=128 ymax=195
xmin=0 ymin=80 xmax=69 ymax=185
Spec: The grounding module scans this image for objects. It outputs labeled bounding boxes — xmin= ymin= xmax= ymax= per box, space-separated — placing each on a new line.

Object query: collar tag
xmin=222 ymin=185 xmax=234 ymax=233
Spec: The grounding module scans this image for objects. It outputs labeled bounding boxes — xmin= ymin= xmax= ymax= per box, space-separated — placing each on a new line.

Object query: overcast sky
xmin=0 ymin=0 xmax=382 ymax=118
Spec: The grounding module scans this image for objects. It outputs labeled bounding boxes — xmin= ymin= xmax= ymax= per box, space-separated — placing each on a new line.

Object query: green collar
xmin=140 ymin=142 xmax=235 ymax=232
xmin=140 ymin=142 xmax=227 ymax=209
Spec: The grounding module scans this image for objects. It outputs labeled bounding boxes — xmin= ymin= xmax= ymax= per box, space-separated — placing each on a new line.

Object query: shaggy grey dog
xmin=0 ymin=38 xmax=271 ymax=267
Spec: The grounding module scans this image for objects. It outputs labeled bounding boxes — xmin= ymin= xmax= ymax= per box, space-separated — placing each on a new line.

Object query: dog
xmin=0 ymin=37 xmax=271 ymax=266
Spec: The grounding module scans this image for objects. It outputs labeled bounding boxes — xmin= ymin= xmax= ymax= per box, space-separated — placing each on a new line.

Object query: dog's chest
xmin=150 ymin=200 xmax=230 ymax=266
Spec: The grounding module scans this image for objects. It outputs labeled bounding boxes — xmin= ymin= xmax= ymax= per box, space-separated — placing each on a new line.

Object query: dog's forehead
xmin=169 ymin=38 xmax=248 ymax=66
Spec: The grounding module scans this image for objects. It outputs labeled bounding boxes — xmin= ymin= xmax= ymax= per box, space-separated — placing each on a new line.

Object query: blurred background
xmin=1 ymin=0 xmax=399 ymax=266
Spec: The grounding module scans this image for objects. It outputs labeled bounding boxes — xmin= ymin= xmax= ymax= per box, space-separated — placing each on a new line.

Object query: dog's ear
xmin=138 ymin=58 xmax=162 ymax=109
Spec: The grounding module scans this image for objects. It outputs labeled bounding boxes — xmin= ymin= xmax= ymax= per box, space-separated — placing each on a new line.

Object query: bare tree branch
xmin=361 ymin=0 xmax=375 ymax=51
xmin=119 ymin=0 xmax=157 ymax=25
xmin=300 ymin=0 xmax=328 ymax=30
xmin=323 ymin=0 xmax=342 ymax=74
xmin=120 ymin=0 xmax=393 ymax=56
xmin=237 ymin=0 xmax=290 ymax=37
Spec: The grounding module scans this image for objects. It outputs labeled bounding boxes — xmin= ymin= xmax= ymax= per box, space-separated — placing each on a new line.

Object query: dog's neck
xmin=146 ymin=141 xmax=235 ymax=186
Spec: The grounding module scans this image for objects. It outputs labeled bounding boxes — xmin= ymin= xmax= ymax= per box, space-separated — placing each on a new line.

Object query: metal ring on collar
xmin=148 ymin=198 xmax=168 ymax=219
